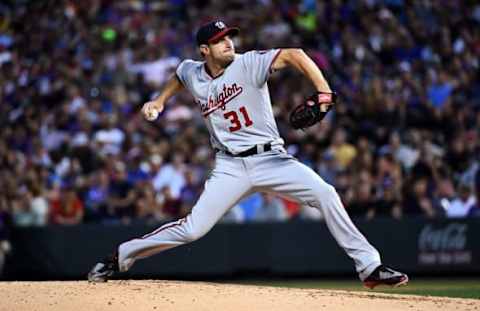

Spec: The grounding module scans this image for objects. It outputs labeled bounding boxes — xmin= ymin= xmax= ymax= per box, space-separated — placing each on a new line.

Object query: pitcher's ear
xmin=199 ymin=44 xmax=209 ymax=57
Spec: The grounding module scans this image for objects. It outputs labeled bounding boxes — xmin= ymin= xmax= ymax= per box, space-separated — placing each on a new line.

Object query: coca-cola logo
xmin=418 ymin=224 xmax=467 ymax=251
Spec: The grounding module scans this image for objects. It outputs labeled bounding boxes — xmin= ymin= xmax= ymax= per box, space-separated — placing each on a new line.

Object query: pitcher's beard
xmin=219 ymin=55 xmax=234 ymax=68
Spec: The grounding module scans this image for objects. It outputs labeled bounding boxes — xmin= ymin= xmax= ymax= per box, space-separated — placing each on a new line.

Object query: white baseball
xmin=145 ymin=108 xmax=159 ymax=121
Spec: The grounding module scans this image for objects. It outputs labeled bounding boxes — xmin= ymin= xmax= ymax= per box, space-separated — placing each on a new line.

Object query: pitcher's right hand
xmin=141 ymin=101 xmax=164 ymax=121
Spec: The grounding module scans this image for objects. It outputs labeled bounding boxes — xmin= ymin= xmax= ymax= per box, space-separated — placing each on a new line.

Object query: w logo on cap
xmin=215 ymin=21 xmax=226 ymax=29
xmin=196 ymin=21 xmax=239 ymax=46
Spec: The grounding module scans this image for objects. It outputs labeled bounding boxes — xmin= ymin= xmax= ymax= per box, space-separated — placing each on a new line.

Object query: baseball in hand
xmin=142 ymin=101 xmax=162 ymax=121
xmin=145 ymin=108 xmax=159 ymax=121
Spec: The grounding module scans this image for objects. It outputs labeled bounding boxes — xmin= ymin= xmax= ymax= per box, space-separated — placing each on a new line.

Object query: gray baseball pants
xmin=118 ymin=149 xmax=381 ymax=280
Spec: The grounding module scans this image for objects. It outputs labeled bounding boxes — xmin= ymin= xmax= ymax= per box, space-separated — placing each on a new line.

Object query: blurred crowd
xmin=1 ymin=0 xmax=480 ymax=235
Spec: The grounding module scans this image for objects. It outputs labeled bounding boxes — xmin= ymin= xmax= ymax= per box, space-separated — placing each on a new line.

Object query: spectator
xmin=29 ymin=183 xmax=49 ymax=226
xmin=469 ymin=168 xmax=480 ymax=217
xmin=383 ymin=131 xmax=419 ymax=172
xmin=403 ymin=178 xmax=436 ymax=218
xmin=335 ymin=170 xmax=355 ymax=207
xmin=153 ymin=154 xmax=187 ymax=199
xmin=50 ymin=186 xmax=84 ymax=225
xmin=328 ymin=128 xmax=357 ymax=170
xmin=127 ymin=51 xmax=180 ymax=86
xmin=316 ymin=151 xmax=337 ymax=185
xmin=179 ymin=170 xmax=202 ymax=214
xmin=239 ymin=193 xmax=263 ymax=221
xmin=134 ymin=185 xmax=165 ymax=222
xmin=374 ymin=178 xmax=402 ymax=219
xmin=106 ymin=163 xmax=136 ymax=223
xmin=432 ymin=177 xmax=455 ymax=218
xmin=11 ymin=195 xmax=36 ymax=227
xmin=93 ymin=115 xmax=126 ymax=157
xmin=158 ymin=186 xmax=183 ymax=219
xmin=374 ymin=152 xmax=403 ymax=197
xmin=445 ymin=135 xmax=472 ymax=178
xmin=84 ymin=170 xmax=110 ymax=222
xmin=281 ymin=198 xmax=302 ymax=219
xmin=0 ymin=196 xmax=12 ymax=278
xmin=446 ymin=183 xmax=476 ymax=218
xmin=348 ymin=178 xmax=375 ymax=220
xmin=254 ymin=193 xmax=288 ymax=222
xmin=427 ymin=71 xmax=454 ymax=109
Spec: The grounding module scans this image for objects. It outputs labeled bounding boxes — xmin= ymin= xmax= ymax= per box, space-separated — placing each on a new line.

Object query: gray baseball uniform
xmin=118 ymin=50 xmax=382 ymax=281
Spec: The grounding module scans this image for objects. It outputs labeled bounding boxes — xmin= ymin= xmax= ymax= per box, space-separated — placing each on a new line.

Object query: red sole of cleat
xmin=363 ymin=275 xmax=409 ymax=290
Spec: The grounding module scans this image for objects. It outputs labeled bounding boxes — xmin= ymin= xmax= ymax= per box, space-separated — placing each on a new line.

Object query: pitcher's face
xmin=201 ymin=35 xmax=235 ymax=66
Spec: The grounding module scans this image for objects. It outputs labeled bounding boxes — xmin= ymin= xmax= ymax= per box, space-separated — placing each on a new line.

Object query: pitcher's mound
xmin=1 ymin=280 xmax=478 ymax=311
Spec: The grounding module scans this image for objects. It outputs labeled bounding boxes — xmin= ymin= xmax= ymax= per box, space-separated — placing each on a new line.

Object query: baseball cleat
xmin=363 ymin=265 xmax=409 ymax=289
xmin=88 ymin=252 xmax=119 ymax=283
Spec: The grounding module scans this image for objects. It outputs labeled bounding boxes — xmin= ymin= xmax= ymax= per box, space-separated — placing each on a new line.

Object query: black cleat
xmin=363 ymin=265 xmax=409 ymax=289
xmin=88 ymin=252 xmax=119 ymax=283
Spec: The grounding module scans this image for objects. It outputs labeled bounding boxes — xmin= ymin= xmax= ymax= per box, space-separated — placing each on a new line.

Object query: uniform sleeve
xmin=175 ymin=59 xmax=195 ymax=89
xmin=242 ymin=49 xmax=282 ymax=87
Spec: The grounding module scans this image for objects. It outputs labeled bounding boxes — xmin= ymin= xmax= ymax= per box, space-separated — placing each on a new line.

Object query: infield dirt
xmin=0 ymin=280 xmax=478 ymax=311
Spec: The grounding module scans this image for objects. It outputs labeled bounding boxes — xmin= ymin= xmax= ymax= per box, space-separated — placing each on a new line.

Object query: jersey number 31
xmin=224 ymin=106 xmax=253 ymax=132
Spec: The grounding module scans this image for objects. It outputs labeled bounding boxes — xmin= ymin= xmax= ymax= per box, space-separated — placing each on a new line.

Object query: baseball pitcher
xmin=88 ymin=20 xmax=408 ymax=289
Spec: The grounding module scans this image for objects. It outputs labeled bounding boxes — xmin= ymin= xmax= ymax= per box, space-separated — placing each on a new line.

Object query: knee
xmin=184 ymin=225 xmax=210 ymax=243
xmin=313 ymin=184 xmax=338 ymax=203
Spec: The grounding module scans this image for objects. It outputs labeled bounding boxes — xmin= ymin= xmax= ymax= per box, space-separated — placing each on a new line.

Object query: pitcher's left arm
xmin=271 ymin=49 xmax=332 ymax=94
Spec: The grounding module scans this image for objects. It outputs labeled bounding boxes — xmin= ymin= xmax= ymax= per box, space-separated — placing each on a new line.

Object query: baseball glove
xmin=289 ymin=92 xmax=337 ymax=130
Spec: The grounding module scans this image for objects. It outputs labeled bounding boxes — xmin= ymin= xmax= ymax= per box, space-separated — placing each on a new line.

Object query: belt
xmin=217 ymin=143 xmax=272 ymax=157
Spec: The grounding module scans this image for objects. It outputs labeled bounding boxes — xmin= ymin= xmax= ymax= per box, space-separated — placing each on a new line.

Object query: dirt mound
xmin=1 ymin=280 xmax=478 ymax=311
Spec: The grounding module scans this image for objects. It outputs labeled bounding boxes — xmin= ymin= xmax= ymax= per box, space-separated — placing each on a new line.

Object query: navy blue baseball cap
xmin=196 ymin=20 xmax=239 ymax=46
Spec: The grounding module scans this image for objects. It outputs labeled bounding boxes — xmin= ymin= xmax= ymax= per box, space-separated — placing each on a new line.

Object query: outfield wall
xmin=4 ymin=218 xmax=480 ymax=280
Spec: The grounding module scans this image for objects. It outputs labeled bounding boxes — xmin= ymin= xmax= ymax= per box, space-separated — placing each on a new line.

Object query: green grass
xmin=228 ymin=278 xmax=480 ymax=299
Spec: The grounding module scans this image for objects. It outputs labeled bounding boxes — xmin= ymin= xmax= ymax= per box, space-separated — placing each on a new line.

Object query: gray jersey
xmin=176 ymin=49 xmax=284 ymax=154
